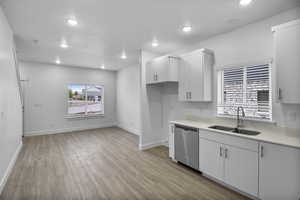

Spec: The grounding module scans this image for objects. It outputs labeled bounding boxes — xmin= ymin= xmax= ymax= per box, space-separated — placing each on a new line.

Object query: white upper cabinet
xmin=146 ymin=56 xmax=180 ymax=84
xmin=259 ymin=142 xmax=300 ymax=200
xmin=179 ymin=49 xmax=214 ymax=102
xmin=272 ymin=19 xmax=300 ymax=104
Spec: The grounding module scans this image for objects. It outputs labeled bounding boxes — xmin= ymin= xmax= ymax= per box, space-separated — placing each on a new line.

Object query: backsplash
xmin=161 ymin=83 xmax=300 ymax=136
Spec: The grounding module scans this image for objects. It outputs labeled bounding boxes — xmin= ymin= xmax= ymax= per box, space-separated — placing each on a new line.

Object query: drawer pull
xmin=224 ymin=148 xmax=228 ymax=159
xmin=219 ymin=147 xmax=223 ymax=157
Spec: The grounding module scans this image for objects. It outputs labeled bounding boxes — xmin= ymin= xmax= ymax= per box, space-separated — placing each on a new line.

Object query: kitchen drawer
xmin=199 ymin=129 xmax=259 ymax=152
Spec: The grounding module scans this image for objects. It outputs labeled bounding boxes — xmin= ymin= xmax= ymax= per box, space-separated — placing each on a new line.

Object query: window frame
xmin=66 ymin=83 xmax=105 ymax=118
xmin=217 ymin=62 xmax=273 ymax=122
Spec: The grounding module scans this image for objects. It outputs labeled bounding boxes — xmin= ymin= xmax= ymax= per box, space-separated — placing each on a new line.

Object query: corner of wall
xmin=0 ymin=141 xmax=23 ymax=195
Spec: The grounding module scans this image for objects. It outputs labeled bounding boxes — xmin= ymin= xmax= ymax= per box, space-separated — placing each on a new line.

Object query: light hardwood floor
xmin=0 ymin=127 xmax=250 ymax=200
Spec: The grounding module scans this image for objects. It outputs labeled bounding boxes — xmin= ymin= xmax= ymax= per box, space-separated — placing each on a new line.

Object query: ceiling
xmin=1 ymin=0 xmax=300 ymax=70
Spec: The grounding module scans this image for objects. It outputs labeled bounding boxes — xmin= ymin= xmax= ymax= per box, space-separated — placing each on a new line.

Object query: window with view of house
xmin=68 ymin=84 xmax=104 ymax=116
xmin=217 ymin=64 xmax=272 ymax=121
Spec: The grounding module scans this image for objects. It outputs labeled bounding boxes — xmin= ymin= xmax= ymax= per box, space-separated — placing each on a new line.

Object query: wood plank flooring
xmin=0 ymin=127 xmax=250 ymax=200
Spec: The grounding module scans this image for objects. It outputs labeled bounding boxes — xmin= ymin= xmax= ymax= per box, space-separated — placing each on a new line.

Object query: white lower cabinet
xmin=199 ymin=133 xmax=259 ymax=197
xmin=224 ymin=145 xmax=258 ymax=197
xmin=170 ymin=126 xmax=300 ymax=199
xmin=199 ymin=138 xmax=224 ymax=181
xmin=168 ymin=123 xmax=175 ymax=159
xmin=259 ymin=142 xmax=300 ymax=200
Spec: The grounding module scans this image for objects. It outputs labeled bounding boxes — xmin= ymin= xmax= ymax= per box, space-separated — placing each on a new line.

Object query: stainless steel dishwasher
xmin=174 ymin=125 xmax=199 ymax=170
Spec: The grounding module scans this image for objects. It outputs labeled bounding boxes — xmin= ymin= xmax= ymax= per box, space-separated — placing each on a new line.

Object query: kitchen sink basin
xmin=208 ymin=125 xmax=261 ymax=136
xmin=231 ymin=128 xmax=261 ymax=136
xmin=208 ymin=125 xmax=235 ymax=132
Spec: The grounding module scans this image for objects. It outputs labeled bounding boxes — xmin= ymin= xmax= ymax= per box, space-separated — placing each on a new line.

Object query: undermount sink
xmin=231 ymin=128 xmax=261 ymax=136
xmin=208 ymin=125 xmax=261 ymax=136
xmin=208 ymin=125 xmax=235 ymax=132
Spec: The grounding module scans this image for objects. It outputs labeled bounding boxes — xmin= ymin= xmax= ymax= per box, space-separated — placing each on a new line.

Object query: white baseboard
xmin=163 ymin=142 xmax=169 ymax=148
xmin=0 ymin=141 xmax=23 ymax=195
xmin=117 ymin=123 xmax=141 ymax=136
xmin=139 ymin=139 xmax=168 ymax=151
xmin=24 ymin=123 xmax=117 ymax=136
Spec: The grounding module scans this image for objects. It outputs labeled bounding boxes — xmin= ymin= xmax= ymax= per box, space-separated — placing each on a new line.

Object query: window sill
xmin=65 ymin=114 xmax=104 ymax=119
xmin=216 ymin=114 xmax=276 ymax=124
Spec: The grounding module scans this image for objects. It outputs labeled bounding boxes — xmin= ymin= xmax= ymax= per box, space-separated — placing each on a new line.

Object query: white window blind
xmin=217 ymin=64 xmax=272 ymax=121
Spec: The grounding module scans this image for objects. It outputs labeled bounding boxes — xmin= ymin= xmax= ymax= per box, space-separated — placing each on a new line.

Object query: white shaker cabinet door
xmin=146 ymin=56 xmax=180 ymax=84
xmin=188 ymin=51 xmax=203 ymax=101
xmin=224 ymin=145 xmax=259 ymax=197
xmin=273 ymin=20 xmax=300 ymax=104
xmin=178 ymin=49 xmax=213 ymax=102
xmin=259 ymin=142 xmax=300 ymax=200
xmin=199 ymin=138 xmax=224 ymax=181
xmin=178 ymin=54 xmax=191 ymax=101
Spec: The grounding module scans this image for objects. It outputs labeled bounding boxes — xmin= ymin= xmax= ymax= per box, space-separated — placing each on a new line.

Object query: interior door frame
xmin=12 ymin=39 xmax=25 ymax=137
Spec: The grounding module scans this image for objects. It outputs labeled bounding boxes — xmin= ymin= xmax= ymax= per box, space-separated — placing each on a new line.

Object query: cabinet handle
xmin=278 ymin=88 xmax=282 ymax=100
xmin=153 ymin=74 xmax=158 ymax=81
xmin=260 ymin=145 xmax=264 ymax=158
xmin=186 ymin=92 xmax=188 ymax=100
xmin=219 ymin=147 xmax=223 ymax=157
xmin=186 ymin=92 xmax=191 ymax=100
xmin=224 ymin=148 xmax=228 ymax=159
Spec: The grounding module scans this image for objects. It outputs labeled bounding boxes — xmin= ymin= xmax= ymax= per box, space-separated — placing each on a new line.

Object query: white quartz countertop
xmin=170 ymin=119 xmax=300 ymax=149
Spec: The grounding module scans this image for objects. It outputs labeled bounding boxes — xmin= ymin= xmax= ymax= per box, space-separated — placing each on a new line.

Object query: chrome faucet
xmin=236 ymin=106 xmax=245 ymax=128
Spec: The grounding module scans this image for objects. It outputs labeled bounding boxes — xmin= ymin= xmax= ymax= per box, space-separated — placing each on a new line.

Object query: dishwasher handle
xmin=175 ymin=125 xmax=198 ymax=132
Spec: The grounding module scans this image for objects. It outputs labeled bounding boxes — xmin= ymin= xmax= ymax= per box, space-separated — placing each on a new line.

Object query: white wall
xmin=169 ymin=7 xmax=300 ymax=129
xmin=140 ymin=51 xmax=166 ymax=149
xmin=0 ymin=7 xmax=23 ymax=194
xmin=116 ymin=65 xmax=141 ymax=135
xmin=141 ymin=7 xmax=300 ymax=146
xmin=19 ymin=61 xmax=117 ymax=136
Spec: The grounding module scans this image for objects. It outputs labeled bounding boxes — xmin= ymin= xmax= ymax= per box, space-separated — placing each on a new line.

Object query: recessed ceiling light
xmin=67 ymin=18 xmax=78 ymax=26
xmin=55 ymin=58 xmax=61 ymax=64
xmin=240 ymin=0 xmax=252 ymax=6
xmin=121 ymin=52 xmax=127 ymax=59
xmin=101 ymin=64 xmax=105 ymax=69
xmin=60 ymin=41 xmax=69 ymax=49
xmin=152 ymin=40 xmax=159 ymax=47
xmin=182 ymin=25 xmax=192 ymax=33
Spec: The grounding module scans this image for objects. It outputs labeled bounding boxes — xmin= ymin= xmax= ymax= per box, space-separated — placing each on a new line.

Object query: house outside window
xmin=217 ymin=64 xmax=272 ymax=121
xmin=68 ymin=84 xmax=104 ymax=116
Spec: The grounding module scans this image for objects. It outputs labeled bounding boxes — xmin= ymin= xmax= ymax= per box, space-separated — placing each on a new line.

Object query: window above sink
xmin=217 ymin=63 xmax=272 ymax=121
